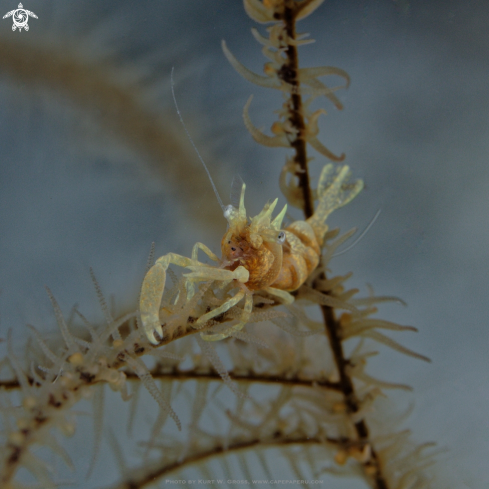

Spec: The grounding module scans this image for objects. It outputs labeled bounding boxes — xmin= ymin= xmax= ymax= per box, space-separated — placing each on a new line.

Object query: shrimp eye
xmin=277 ymin=231 xmax=286 ymax=243
xmin=223 ymin=205 xmax=234 ymax=219
xmin=231 ymin=247 xmax=236 ymax=251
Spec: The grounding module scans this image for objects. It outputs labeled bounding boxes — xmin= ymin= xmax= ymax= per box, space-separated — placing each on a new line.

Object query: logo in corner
xmin=3 ymin=3 xmax=37 ymax=32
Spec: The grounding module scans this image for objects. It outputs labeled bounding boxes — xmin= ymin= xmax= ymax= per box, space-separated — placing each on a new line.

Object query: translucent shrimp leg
xmin=186 ymin=242 xmax=221 ymax=300
xmin=263 ymin=286 xmax=294 ymax=305
xmin=200 ymin=291 xmax=254 ymax=341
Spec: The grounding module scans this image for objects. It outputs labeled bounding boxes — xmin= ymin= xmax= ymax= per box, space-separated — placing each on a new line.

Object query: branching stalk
xmin=271 ymin=2 xmax=389 ymax=487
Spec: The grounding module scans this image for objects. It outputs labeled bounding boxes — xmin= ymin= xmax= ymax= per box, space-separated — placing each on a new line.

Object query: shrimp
xmin=140 ymin=163 xmax=363 ymax=345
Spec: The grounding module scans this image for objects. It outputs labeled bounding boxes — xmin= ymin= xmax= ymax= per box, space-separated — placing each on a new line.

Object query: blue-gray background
xmin=0 ymin=1 xmax=487 ymax=487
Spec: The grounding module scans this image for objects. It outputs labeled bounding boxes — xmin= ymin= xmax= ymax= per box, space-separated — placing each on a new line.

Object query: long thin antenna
xmin=170 ymin=67 xmax=225 ymax=211
xmin=333 ymin=209 xmax=382 ymax=257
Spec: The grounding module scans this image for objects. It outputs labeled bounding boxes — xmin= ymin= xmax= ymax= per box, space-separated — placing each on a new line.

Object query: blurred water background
xmin=0 ymin=1 xmax=487 ymax=487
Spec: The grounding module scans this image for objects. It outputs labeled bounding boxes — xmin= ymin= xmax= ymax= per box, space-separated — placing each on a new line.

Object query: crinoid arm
xmin=140 ymin=251 xmax=249 ymax=345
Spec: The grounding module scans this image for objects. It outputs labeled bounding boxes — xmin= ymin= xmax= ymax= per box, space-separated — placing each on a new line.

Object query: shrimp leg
xmin=140 ymin=252 xmax=248 ymax=345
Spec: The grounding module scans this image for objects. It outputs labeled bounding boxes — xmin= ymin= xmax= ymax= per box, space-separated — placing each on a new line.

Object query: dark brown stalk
xmin=280 ymin=2 xmax=389 ymax=488
xmin=1 ymin=370 xmax=341 ymax=392
xmin=279 ymin=2 xmax=314 ymax=218
xmin=106 ymin=434 xmax=343 ymax=489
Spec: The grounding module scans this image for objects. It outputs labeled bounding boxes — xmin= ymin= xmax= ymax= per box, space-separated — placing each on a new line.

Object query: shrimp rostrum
xmin=140 ymin=163 xmax=363 ymax=345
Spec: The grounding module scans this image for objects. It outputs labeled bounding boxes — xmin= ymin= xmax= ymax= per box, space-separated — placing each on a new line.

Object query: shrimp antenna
xmin=170 ymin=67 xmax=225 ymax=211
xmin=333 ymin=209 xmax=381 ymax=257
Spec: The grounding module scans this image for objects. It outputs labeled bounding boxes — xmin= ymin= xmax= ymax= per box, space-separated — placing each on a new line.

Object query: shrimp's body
xmin=140 ymin=164 xmax=362 ymax=345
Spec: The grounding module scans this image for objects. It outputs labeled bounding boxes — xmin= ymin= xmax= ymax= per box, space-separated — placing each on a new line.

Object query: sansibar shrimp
xmin=140 ymin=163 xmax=363 ymax=345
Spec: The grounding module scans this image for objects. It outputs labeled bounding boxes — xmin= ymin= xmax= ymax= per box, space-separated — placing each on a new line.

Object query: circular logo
xmin=12 ymin=8 xmax=28 ymax=30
